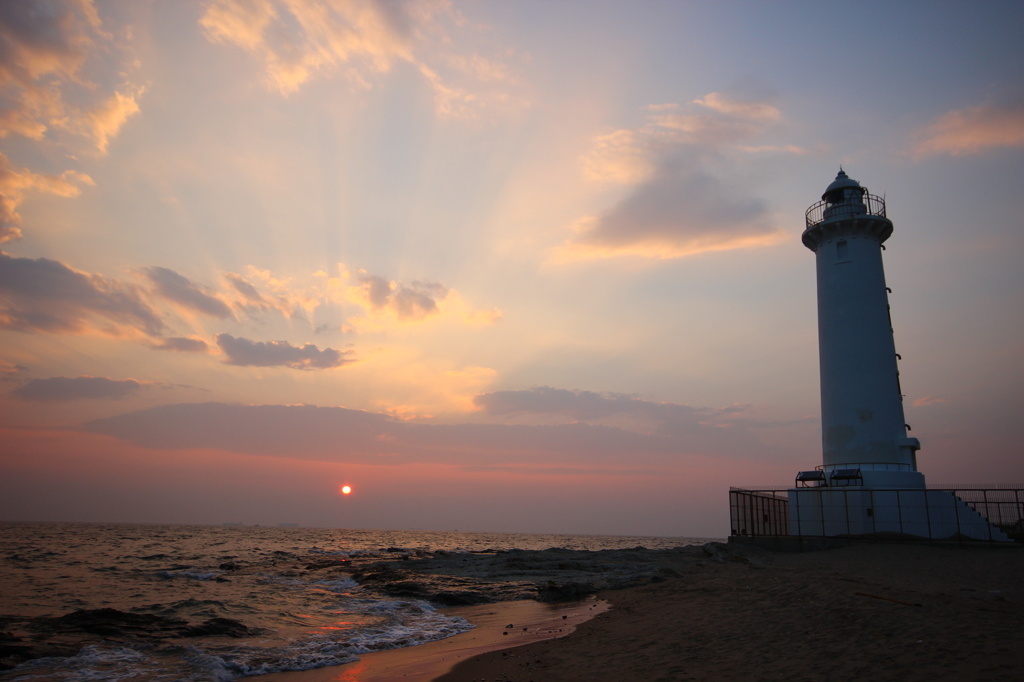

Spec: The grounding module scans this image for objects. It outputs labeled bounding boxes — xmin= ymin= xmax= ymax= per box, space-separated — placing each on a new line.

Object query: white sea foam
xmin=314 ymin=577 xmax=360 ymax=592
xmin=7 ymin=645 xmax=152 ymax=681
xmin=157 ymin=568 xmax=221 ymax=581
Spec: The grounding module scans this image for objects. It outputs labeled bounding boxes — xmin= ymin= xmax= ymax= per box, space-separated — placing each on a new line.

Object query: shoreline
xmin=256 ymin=596 xmax=609 ymax=682
xmin=434 ymin=543 xmax=1024 ymax=681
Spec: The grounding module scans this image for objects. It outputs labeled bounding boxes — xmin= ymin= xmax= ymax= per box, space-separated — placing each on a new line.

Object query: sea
xmin=0 ymin=522 xmax=705 ymax=681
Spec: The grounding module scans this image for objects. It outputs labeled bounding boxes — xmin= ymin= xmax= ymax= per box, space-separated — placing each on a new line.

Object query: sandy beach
xmin=4 ymin=535 xmax=1021 ymax=681
xmin=435 ymin=542 xmax=1024 ymax=682
xmin=244 ymin=541 xmax=1024 ymax=681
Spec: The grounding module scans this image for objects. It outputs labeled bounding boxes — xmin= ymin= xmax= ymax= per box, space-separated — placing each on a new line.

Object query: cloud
xmin=0 ymin=0 xmax=142 ymax=151
xmin=0 ymin=1 xmax=140 ymax=240
xmin=0 ymin=359 xmax=28 ymax=382
xmin=196 ymin=264 xmax=498 ymax=333
xmin=79 ymin=90 xmax=143 ymax=154
xmin=84 ymin=400 xmax=768 ymax=469
xmin=561 ymin=161 xmax=779 ymax=260
xmin=225 ymin=271 xmax=267 ymax=303
xmin=914 ymin=102 xmax=1024 ymax=157
xmin=474 ymin=386 xmax=698 ymax=421
xmin=13 ymin=375 xmax=143 ymax=402
xmin=215 ymin=333 xmax=355 ymax=369
xmin=200 ymin=0 xmax=428 ymax=94
xmin=560 ymin=92 xmax=792 ymax=261
xmin=472 ymin=386 xmax=761 ymax=434
xmin=0 ymin=152 xmax=94 ymax=243
xmin=151 ymin=337 xmax=210 ymax=353
xmin=355 ymin=274 xmax=447 ymax=321
xmin=199 ymin=0 xmax=519 ymax=118
xmin=0 ymin=251 xmax=164 ymax=336
xmin=142 ymin=266 xmax=233 ymax=319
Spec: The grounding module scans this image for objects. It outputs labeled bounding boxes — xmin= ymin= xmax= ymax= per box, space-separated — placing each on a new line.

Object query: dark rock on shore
xmin=0 ymin=609 xmax=254 ymax=670
xmin=350 ymin=545 xmax=715 ymax=605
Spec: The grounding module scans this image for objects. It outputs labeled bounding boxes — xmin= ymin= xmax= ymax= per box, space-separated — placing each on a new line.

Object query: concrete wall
xmin=789 ymin=488 xmax=1011 ymax=542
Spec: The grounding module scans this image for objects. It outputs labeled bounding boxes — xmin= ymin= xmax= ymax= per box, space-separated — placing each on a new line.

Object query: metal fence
xmin=729 ymin=486 xmax=1024 ymax=545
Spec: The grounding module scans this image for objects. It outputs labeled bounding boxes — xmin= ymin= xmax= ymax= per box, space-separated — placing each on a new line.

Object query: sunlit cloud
xmin=77 ymin=89 xmax=144 ymax=154
xmin=913 ymin=395 xmax=949 ymax=407
xmin=303 ymin=265 xmax=500 ymax=332
xmin=0 ymin=152 xmax=94 ymax=243
xmin=0 ymin=251 xmax=165 ymax=337
xmin=914 ymin=102 xmax=1024 ymax=157
xmin=151 ymin=337 xmax=210 ymax=353
xmin=359 ymin=355 xmax=497 ymax=416
xmin=690 ymin=91 xmax=780 ymax=123
xmin=0 ymin=0 xmax=142 ymax=151
xmin=0 ymin=0 xmax=141 ymax=244
xmin=142 ymin=266 xmax=233 ymax=319
xmin=225 ymin=271 xmax=268 ymax=304
xmin=353 ymin=273 xmax=447 ymax=321
xmin=554 ymin=160 xmax=783 ymax=262
xmin=559 ymin=91 xmax=792 ymax=261
xmin=215 ymin=333 xmax=355 ymax=370
xmin=199 ymin=0 xmax=521 ymax=118
xmin=0 ymin=359 xmax=28 ymax=382
xmin=13 ymin=375 xmax=143 ymax=402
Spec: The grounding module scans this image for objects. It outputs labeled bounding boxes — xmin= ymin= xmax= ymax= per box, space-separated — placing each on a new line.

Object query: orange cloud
xmin=201 ymin=0 xmax=428 ymax=94
xmin=692 ymin=92 xmax=780 ymax=122
xmin=0 ymin=0 xmax=141 ymax=152
xmin=561 ymin=91 xmax=795 ymax=261
xmin=200 ymin=0 xmax=521 ymax=118
xmin=80 ymin=90 xmax=143 ymax=154
xmin=0 ymin=153 xmax=94 ymax=242
xmin=914 ymin=102 xmax=1024 ymax=157
xmin=582 ymin=93 xmax=801 ymax=187
xmin=0 ymin=251 xmax=164 ymax=337
xmin=553 ymin=164 xmax=785 ymax=263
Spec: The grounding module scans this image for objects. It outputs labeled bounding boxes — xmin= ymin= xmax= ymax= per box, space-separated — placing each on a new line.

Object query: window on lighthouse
xmin=836 ymin=240 xmax=849 ymax=261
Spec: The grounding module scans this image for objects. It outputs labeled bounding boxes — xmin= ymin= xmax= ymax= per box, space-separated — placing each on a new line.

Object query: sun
xmin=340 ymin=485 xmax=352 ymax=495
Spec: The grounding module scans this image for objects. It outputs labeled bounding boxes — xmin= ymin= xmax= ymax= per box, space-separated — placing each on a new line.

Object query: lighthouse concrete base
xmin=788 ymin=487 xmax=1011 ymax=542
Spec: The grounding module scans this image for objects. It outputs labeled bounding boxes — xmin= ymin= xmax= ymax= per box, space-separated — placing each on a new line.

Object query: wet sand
xmin=257 ymin=597 xmax=608 ymax=682
xmin=436 ymin=543 xmax=1024 ymax=682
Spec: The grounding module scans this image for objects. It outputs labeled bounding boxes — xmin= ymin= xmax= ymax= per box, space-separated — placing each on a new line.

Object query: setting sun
xmin=341 ymin=485 xmax=352 ymax=495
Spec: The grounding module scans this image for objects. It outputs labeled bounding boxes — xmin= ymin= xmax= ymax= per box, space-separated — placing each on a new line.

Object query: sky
xmin=1 ymin=0 xmax=1022 ymax=538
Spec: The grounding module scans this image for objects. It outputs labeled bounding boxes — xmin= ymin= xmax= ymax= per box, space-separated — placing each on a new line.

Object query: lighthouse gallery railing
xmin=729 ymin=485 xmax=1024 ymax=545
xmin=805 ymin=192 xmax=887 ymax=229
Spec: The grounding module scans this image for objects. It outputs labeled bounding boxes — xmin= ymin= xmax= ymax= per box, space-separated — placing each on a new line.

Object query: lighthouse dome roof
xmin=822 ymin=169 xmax=862 ymax=200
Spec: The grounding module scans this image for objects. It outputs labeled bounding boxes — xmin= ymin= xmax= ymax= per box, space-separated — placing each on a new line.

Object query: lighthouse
xmin=782 ymin=170 xmax=1010 ymax=541
xmin=727 ymin=169 xmax=1013 ymax=541
xmin=801 ymin=169 xmax=923 ymax=489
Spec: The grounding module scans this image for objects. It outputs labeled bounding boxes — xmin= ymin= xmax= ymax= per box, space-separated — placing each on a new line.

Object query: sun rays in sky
xmin=1 ymin=1 xmax=1023 ymax=535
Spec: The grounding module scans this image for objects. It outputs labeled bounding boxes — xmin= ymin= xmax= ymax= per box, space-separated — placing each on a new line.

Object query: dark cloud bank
xmin=216 ymin=334 xmax=353 ymax=369
xmin=142 ymin=266 xmax=232 ymax=318
xmin=85 ymin=395 xmax=769 ymax=471
xmin=0 ymin=252 xmax=164 ymax=336
xmin=14 ymin=376 xmax=143 ymax=402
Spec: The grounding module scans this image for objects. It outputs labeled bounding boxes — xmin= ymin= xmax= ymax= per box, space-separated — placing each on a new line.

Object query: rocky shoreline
xmin=1 ymin=542 xmax=743 ymax=673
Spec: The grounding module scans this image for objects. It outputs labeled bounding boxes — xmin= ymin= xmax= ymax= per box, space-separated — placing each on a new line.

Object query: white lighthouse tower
xmin=802 ymin=169 xmax=922 ymax=489
xmin=787 ymin=170 xmax=1010 ymax=541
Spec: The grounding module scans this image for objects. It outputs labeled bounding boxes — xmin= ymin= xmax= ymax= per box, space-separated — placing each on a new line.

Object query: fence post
xmin=953 ymin=488 xmax=963 ymax=546
xmin=924 ymin=488 xmax=933 ymax=542
xmin=983 ymin=489 xmax=992 ymax=544
xmin=869 ymin=489 xmax=877 ymax=539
